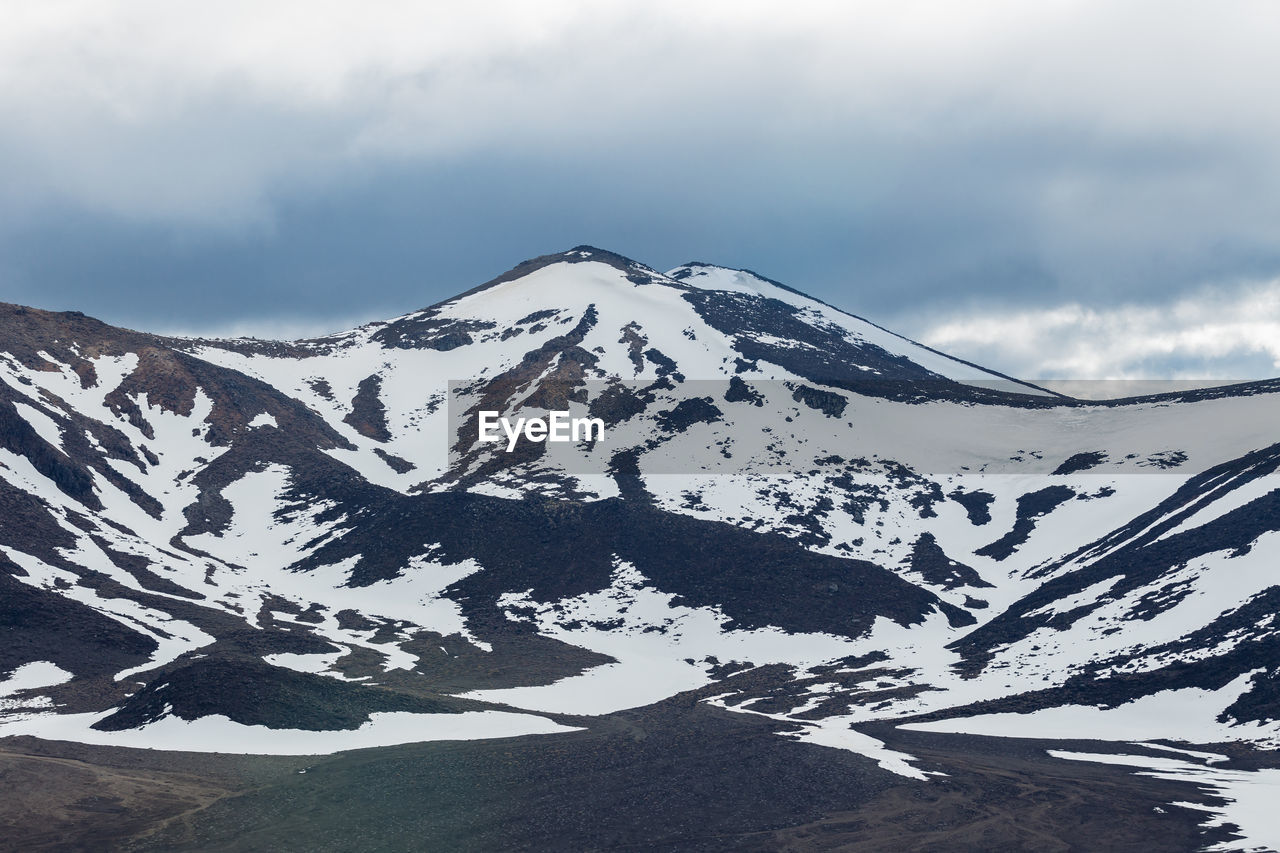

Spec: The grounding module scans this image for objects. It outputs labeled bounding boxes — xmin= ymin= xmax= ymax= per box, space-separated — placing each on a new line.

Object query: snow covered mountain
xmin=3 ymin=246 xmax=1280 ymax=847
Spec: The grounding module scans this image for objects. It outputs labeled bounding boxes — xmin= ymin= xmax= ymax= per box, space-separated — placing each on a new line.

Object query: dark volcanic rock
xmin=94 ymin=658 xmax=457 ymax=732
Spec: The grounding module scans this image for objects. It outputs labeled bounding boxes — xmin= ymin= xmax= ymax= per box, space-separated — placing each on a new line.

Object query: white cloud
xmin=917 ymin=278 xmax=1280 ymax=382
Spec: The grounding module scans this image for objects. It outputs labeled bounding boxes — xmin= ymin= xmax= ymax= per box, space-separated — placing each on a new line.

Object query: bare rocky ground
xmin=2 ymin=700 xmax=1270 ymax=852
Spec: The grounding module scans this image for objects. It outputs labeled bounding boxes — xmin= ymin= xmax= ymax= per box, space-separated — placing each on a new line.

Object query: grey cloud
xmin=3 ymin=2 xmax=1280 ymax=376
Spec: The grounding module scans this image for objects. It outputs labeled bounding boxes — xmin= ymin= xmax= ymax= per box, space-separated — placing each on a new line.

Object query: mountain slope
xmin=1 ymin=245 xmax=1279 ymax=794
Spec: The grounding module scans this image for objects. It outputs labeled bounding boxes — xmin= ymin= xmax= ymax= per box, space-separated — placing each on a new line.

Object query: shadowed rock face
xmin=0 ymin=246 xmax=1278 ymax=781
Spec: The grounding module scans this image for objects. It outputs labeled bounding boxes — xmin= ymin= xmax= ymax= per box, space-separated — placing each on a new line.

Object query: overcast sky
xmin=3 ymin=1 xmax=1280 ymax=379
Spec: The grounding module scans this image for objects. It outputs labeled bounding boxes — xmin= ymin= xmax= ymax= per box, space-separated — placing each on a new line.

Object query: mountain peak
xmin=437 ymin=246 xmax=665 ymax=309
xmin=539 ymin=245 xmax=665 ymax=284
xmin=560 ymin=245 xmax=651 ymax=270
xmin=510 ymin=245 xmax=659 ymax=278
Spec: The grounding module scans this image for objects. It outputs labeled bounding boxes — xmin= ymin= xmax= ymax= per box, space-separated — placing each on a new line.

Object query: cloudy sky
xmin=3 ymin=1 xmax=1280 ymax=379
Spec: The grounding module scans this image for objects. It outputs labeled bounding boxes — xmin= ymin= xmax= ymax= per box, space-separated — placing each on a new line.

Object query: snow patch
xmin=0 ymin=709 xmax=581 ymax=755
xmin=901 ymin=671 xmax=1280 ymax=747
xmin=1049 ymin=750 xmax=1280 ymax=853
xmin=0 ymin=661 xmax=73 ymax=697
